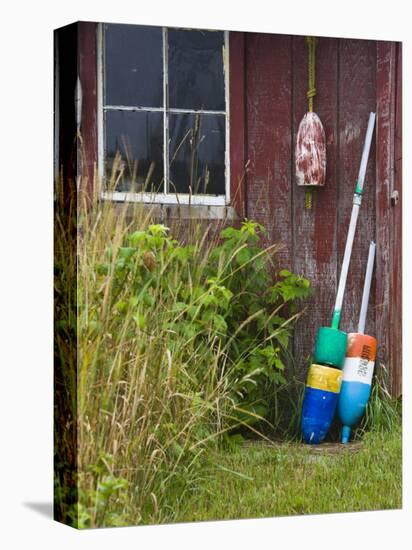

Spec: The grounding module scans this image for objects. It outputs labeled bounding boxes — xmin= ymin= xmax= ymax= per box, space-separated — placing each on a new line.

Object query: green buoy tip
xmin=314 ymin=326 xmax=347 ymax=368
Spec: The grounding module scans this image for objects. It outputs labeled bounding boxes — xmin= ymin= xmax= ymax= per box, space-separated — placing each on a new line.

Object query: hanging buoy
xmin=296 ymin=112 xmax=326 ymax=188
xmin=295 ymin=37 xmax=326 ymax=209
xmin=338 ymin=241 xmax=377 ymax=444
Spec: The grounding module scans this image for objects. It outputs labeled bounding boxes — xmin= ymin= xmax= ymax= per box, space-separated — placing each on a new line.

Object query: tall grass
xmin=75 ymin=196 xmax=230 ymax=526
xmin=355 ymin=363 xmax=402 ymax=437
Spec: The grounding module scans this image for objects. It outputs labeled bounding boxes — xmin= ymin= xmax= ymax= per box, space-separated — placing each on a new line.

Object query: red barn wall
xmin=244 ymin=34 xmax=402 ymax=395
xmin=56 ymin=25 xmax=402 ymax=395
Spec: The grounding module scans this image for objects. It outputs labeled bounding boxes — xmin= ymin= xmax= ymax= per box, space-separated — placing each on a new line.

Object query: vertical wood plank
xmin=245 ymin=33 xmax=292 ymax=265
xmin=78 ymin=22 xmax=98 ymax=196
xmin=376 ymin=42 xmax=401 ymax=394
xmin=292 ymin=36 xmax=339 ymax=378
xmin=229 ymin=32 xmax=246 ymax=218
xmin=338 ymin=39 xmax=376 ymax=338
xmin=376 ymin=41 xmax=397 ymax=393
xmin=54 ymin=22 xmax=80 ymax=522
xmin=56 ymin=23 xmax=78 ymax=186
xmin=391 ymin=43 xmax=402 ymax=396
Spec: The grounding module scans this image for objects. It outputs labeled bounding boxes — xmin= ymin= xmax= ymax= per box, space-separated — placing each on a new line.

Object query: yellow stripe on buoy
xmin=306 ymin=363 xmax=343 ymax=394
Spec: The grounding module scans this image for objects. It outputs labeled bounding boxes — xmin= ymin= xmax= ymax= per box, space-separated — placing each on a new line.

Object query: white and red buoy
xmin=296 ymin=111 xmax=326 ymax=188
xmin=295 ymin=37 xmax=326 ymax=208
xmin=338 ymin=241 xmax=377 ymax=443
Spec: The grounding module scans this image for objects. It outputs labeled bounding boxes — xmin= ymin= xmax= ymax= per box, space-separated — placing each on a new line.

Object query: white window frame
xmin=97 ymin=24 xmax=230 ymax=206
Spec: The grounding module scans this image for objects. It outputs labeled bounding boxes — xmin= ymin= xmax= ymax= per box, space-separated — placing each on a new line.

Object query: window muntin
xmin=99 ymin=24 xmax=229 ymax=205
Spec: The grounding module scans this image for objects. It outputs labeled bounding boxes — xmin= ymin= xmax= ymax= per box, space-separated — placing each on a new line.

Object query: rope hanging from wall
xmin=306 ymin=36 xmax=317 ymax=113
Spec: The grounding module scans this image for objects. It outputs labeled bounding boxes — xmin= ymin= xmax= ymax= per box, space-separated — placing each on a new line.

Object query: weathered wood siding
xmin=245 ymin=35 xmax=402 ymax=394
xmin=62 ymin=25 xmax=402 ymax=395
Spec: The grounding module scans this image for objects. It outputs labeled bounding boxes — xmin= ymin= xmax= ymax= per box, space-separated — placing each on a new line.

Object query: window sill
xmin=107 ymin=200 xmax=239 ymax=221
xmin=101 ymin=191 xmax=228 ymax=207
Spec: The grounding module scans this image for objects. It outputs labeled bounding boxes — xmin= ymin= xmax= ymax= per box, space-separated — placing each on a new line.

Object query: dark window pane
xmin=169 ymin=113 xmax=225 ymax=195
xmin=104 ymin=24 xmax=163 ymax=107
xmin=105 ymin=110 xmax=164 ymax=192
xmin=168 ymin=29 xmax=225 ymax=111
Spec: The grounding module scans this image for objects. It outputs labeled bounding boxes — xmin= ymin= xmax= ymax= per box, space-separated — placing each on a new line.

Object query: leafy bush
xmin=95 ymin=219 xmax=311 ymax=430
xmin=205 ymin=221 xmax=311 ymax=425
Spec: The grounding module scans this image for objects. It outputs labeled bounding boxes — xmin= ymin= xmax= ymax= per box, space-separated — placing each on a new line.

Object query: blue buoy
xmin=301 ymin=364 xmax=342 ymax=444
xmin=338 ymin=332 xmax=376 ymax=443
xmin=338 ymin=242 xmax=377 ymax=443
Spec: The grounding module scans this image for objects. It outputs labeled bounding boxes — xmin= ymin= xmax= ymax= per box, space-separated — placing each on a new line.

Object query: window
xmin=98 ymin=24 xmax=229 ymax=205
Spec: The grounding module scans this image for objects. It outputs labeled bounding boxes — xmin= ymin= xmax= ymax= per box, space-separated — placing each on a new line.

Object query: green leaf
xmin=118 ymin=247 xmax=136 ymax=260
xmin=133 ymin=313 xmax=145 ymax=330
xmin=236 ymin=247 xmax=252 ymax=266
xmin=128 ymin=231 xmax=146 ymax=246
xmin=173 ymin=301 xmax=188 ymax=313
xmin=220 ymin=226 xmax=240 ymax=240
xmin=115 ymin=300 xmax=128 ymax=313
xmin=142 ymin=292 xmax=155 ymax=307
xmin=275 ymin=328 xmax=290 ymax=349
xmin=148 ymin=224 xmax=170 ymax=237
xmin=96 ymin=263 xmax=109 ymax=276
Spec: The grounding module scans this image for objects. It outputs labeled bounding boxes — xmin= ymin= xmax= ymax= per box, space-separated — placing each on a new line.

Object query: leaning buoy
xmin=338 ymin=333 xmax=377 ymax=443
xmin=301 ymin=364 xmax=342 ymax=444
xmin=313 ymin=325 xmax=347 ymax=369
xmin=338 ymin=241 xmax=378 ymax=444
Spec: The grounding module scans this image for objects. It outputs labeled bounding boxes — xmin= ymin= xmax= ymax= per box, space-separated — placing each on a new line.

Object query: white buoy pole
xmin=331 ymin=112 xmax=376 ymax=329
xmin=357 ymin=241 xmax=376 ymax=334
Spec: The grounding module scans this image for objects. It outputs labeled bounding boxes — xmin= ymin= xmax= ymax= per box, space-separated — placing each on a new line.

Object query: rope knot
xmin=307 ymin=87 xmax=317 ymax=99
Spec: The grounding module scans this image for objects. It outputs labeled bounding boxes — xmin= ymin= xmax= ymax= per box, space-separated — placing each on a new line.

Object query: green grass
xmin=175 ymin=423 xmax=402 ymax=522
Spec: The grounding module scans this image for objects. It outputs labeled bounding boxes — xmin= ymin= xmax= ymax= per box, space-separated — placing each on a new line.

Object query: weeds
xmin=355 ymin=363 xmax=402 ymax=437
